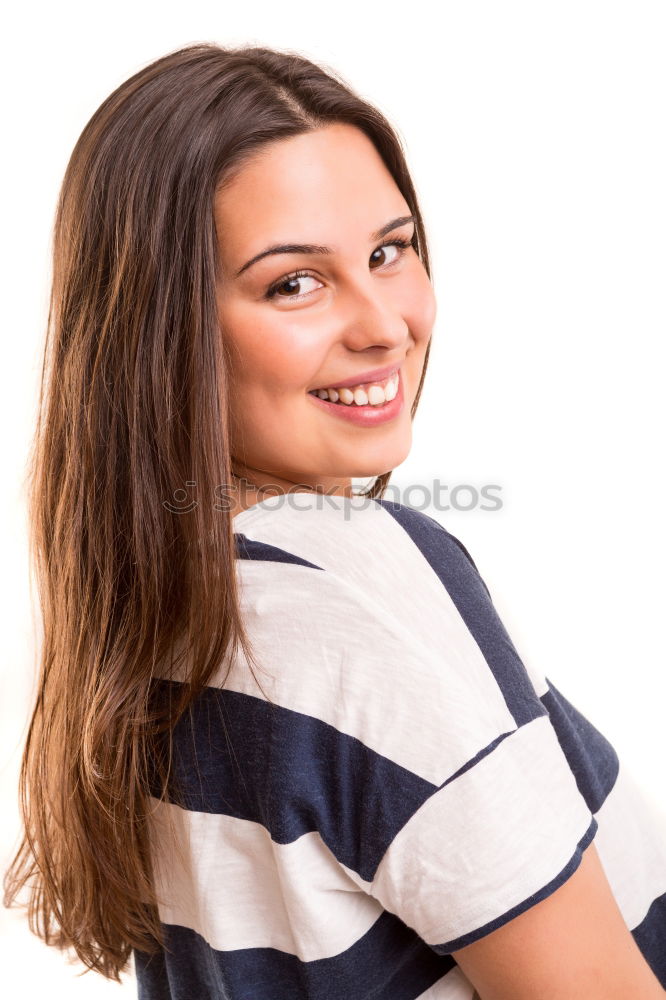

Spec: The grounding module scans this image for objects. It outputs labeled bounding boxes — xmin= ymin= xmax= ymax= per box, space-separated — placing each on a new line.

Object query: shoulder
xmin=374 ymin=498 xmax=483 ymax=572
xmin=232 ymin=495 xmax=501 ymax=690
xmin=233 ymin=494 xmax=487 ymax=600
xmin=228 ymin=495 xmax=543 ymax=767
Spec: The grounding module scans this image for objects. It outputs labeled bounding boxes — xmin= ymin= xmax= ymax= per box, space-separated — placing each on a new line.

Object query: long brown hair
xmin=3 ymin=41 xmax=433 ymax=981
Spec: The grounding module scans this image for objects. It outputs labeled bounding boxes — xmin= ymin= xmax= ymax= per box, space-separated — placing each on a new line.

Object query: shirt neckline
xmin=232 ymin=492 xmax=379 ymax=529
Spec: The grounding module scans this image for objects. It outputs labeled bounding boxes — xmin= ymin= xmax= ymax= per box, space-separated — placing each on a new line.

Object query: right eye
xmin=265 ymin=270 xmax=323 ymax=302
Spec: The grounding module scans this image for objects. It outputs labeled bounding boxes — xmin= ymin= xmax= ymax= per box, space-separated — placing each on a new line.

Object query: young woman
xmin=4 ymin=42 xmax=666 ymax=1000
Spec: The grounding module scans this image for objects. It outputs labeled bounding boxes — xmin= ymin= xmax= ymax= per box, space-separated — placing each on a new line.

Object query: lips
xmin=307 ymin=365 xmax=405 ymax=425
xmin=309 ymin=363 xmax=402 ymax=394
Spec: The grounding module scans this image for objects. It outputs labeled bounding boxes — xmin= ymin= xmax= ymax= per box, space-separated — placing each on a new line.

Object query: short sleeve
xmin=363 ymin=711 xmax=598 ymax=953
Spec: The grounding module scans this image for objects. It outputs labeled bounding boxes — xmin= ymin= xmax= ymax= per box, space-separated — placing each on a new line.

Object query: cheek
xmin=404 ymin=270 xmax=437 ymax=341
xmin=221 ymin=306 xmax=326 ymax=393
xmin=394 ymin=262 xmax=437 ymax=348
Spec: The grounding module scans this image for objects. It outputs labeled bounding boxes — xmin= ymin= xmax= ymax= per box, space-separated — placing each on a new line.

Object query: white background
xmin=1 ymin=1 xmax=664 ymax=994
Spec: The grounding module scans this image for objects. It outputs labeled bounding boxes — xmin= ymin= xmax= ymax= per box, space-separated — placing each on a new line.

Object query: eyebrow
xmin=233 ymin=214 xmax=416 ymax=279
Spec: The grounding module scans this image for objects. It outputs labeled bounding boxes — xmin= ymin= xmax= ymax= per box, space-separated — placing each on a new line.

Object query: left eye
xmin=265 ymin=236 xmax=413 ymax=302
xmin=369 ymin=242 xmax=406 ymax=268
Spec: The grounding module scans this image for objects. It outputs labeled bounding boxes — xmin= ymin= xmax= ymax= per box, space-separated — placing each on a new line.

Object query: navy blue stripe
xmin=234 ymin=532 xmax=323 ymax=570
xmin=376 ymin=503 xmax=621 ymax=815
xmin=149 ymin=680 xmax=436 ymax=882
xmin=541 ymin=680 xmax=620 ymax=813
xmin=631 ymin=891 xmax=666 ymax=985
xmin=371 ymin=500 xmax=490 ymax=595
xmin=135 ymin=911 xmax=456 ymax=1000
xmin=377 ymin=501 xmax=547 ymax=727
xmin=431 ymin=816 xmax=599 ymax=954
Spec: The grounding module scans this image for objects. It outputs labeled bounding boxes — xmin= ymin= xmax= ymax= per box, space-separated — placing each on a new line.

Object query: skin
xmin=213 ymin=122 xmax=436 ymax=517
xmin=452 ymin=841 xmax=666 ymax=998
xmin=212 ymin=124 xmax=665 ymax=996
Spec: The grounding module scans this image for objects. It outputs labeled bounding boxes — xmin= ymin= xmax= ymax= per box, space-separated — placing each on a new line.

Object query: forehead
xmin=213 ymin=123 xmax=409 ymax=263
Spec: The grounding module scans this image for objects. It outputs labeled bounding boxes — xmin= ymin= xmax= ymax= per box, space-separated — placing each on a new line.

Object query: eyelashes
xmin=265 ymin=268 xmax=314 ymax=301
xmin=264 ymin=235 xmax=415 ymax=302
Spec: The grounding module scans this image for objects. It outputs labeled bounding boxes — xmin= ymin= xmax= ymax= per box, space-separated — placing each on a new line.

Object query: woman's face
xmin=214 ymin=122 xmax=436 ymax=501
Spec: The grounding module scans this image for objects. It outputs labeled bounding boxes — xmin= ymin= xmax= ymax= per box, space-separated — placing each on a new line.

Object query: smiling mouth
xmin=307 ymin=370 xmax=400 ymax=407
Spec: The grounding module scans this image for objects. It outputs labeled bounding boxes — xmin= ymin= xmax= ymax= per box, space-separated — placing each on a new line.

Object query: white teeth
xmin=384 ymin=378 xmax=398 ymax=402
xmin=311 ymin=372 xmax=400 ymax=406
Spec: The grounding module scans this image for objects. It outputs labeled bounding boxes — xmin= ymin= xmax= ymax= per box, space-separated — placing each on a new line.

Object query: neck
xmin=228 ymin=460 xmax=354 ymax=517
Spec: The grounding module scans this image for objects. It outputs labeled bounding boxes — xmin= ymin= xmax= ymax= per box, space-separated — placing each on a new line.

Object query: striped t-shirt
xmin=135 ymin=495 xmax=666 ymax=998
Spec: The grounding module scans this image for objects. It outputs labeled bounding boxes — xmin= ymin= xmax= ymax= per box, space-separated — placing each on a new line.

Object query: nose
xmin=337 ymin=274 xmax=411 ymax=353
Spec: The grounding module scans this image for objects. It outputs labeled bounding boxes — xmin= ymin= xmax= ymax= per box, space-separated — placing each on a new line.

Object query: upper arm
xmin=452 ymin=840 xmax=665 ymax=1000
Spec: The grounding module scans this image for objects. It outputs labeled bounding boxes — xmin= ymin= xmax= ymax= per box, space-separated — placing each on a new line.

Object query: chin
xmin=343 ymin=435 xmax=412 ymax=480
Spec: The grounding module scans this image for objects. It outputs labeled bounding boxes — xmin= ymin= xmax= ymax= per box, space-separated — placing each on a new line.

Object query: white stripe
xmin=237 ymin=497 xmax=553 ymax=701
xmin=369 ymin=715 xmax=593 ymax=947
xmin=236 ymin=498 xmax=502 ymax=689
xmin=147 ymin=798 xmax=384 ymax=961
xmin=593 ymin=759 xmax=666 ymax=929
